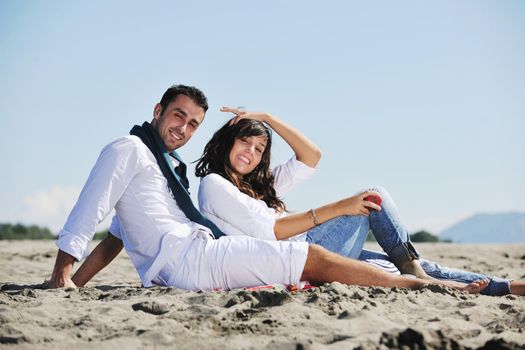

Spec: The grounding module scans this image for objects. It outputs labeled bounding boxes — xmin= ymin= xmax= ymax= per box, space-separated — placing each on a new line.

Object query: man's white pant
xmin=156 ymin=232 xmax=309 ymax=291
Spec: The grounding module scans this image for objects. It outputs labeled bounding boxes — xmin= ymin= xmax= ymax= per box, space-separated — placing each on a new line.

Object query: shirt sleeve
xmin=56 ymin=137 xmax=144 ymax=261
xmin=198 ymin=174 xmax=277 ymax=241
xmin=108 ymin=214 xmax=122 ymax=240
xmin=272 ymin=156 xmax=317 ymax=198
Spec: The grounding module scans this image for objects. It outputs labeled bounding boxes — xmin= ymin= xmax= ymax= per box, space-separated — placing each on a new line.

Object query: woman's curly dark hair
xmin=195 ymin=119 xmax=286 ymax=213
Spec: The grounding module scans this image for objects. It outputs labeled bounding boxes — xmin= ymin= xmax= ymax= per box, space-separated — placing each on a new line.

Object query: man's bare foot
xmin=465 ymin=279 xmax=489 ymax=294
xmin=436 ymin=279 xmax=489 ymax=294
xmin=399 ymin=260 xmax=434 ymax=280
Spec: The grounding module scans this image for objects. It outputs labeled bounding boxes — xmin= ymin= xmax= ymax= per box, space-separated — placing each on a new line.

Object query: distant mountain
xmin=439 ymin=212 xmax=525 ymax=243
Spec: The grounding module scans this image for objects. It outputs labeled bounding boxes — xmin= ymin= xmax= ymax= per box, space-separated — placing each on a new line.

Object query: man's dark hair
xmin=159 ymin=84 xmax=209 ymax=115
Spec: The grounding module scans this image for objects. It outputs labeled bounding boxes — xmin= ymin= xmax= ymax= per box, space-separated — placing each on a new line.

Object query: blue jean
xmin=305 ymin=186 xmax=511 ymax=296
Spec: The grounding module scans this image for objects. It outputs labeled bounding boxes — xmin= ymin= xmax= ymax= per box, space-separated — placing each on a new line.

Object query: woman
xmin=195 ymin=108 xmax=523 ymax=296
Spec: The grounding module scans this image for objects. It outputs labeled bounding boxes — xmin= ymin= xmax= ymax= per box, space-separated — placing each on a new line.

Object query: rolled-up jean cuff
xmin=481 ymin=277 xmax=511 ymax=296
xmin=388 ymin=241 xmax=420 ymax=267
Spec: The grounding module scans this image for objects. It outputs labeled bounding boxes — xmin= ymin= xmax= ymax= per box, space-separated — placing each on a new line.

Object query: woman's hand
xmin=336 ymin=191 xmax=382 ymax=216
xmin=220 ymin=106 xmax=270 ymax=125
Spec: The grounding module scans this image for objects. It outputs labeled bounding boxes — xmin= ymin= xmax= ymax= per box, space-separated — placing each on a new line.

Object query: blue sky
xmin=1 ymin=0 xmax=524 ymax=234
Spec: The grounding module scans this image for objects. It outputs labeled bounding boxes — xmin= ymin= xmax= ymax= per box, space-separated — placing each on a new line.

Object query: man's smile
xmin=169 ymin=129 xmax=183 ymax=141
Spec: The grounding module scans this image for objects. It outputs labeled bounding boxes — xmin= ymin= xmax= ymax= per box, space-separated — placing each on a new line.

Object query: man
xmin=48 ymin=84 xmax=483 ymax=292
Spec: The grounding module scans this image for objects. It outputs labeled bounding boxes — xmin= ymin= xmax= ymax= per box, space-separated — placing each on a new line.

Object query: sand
xmin=1 ymin=241 xmax=524 ymax=349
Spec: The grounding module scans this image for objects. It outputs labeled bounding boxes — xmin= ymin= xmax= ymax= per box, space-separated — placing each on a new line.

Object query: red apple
xmin=364 ymin=195 xmax=382 ymax=209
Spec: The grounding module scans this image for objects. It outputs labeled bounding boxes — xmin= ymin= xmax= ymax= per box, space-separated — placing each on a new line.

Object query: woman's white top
xmin=198 ymin=157 xmax=316 ymax=242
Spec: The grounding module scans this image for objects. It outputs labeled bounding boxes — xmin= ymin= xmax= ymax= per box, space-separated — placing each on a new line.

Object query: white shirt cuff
xmin=55 ymin=228 xmax=92 ymax=261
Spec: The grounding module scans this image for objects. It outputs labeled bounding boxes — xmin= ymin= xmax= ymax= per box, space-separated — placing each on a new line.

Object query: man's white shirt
xmin=56 ymin=135 xmax=208 ymax=286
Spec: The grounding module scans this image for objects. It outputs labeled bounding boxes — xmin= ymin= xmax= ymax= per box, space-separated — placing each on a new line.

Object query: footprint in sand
xmin=132 ymin=301 xmax=169 ymax=315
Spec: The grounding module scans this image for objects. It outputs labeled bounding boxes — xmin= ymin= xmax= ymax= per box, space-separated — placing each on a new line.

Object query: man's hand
xmin=47 ymin=249 xmax=77 ymax=289
xmin=46 ymin=275 xmax=77 ymax=289
xmin=72 ymin=234 xmax=123 ymax=287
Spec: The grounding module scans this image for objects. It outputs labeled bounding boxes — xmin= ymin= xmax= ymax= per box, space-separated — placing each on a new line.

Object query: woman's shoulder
xmin=201 ymin=172 xmax=228 ymax=184
xmin=200 ymin=173 xmax=234 ymax=191
xmin=199 ymin=173 xmax=242 ymax=205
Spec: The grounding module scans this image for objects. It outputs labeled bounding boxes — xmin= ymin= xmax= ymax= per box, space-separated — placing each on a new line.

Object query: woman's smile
xmin=229 ymin=136 xmax=267 ymax=176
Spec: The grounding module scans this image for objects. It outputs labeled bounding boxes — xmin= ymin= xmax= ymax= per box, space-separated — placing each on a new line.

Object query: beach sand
xmin=1 ymin=240 xmax=524 ymax=349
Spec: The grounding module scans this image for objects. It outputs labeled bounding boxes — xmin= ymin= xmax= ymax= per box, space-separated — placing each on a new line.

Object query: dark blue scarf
xmin=130 ymin=122 xmax=225 ymax=239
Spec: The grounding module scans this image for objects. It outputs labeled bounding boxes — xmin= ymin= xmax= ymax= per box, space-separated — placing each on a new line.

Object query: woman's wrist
xmin=262 ymin=112 xmax=273 ymax=125
xmin=309 ymin=209 xmax=320 ymax=227
xmin=330 ymin=200 xmax=344 ymax=218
